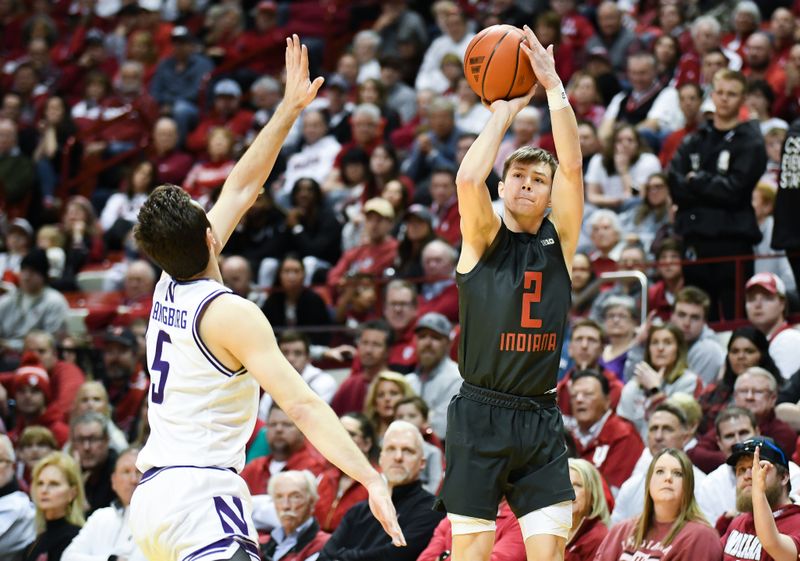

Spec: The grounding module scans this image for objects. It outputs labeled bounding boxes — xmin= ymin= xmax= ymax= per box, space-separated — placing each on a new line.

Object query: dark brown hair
xmin=502 ymin=146 xmax=558 ymax=182
xmin=134 ymin=184 xmax=211 ymax=279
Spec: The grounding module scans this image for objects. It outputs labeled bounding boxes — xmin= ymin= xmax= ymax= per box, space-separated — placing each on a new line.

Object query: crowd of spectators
xmin=5 ymin=0 xmax=800 ymax=560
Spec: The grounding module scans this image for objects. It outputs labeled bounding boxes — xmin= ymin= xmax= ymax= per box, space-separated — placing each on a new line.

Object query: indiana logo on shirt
xmin=723 ymin=530 xmax=762 ymax=560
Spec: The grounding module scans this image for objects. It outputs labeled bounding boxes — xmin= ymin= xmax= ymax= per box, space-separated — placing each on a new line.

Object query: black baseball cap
xmin=726 ymin=436 xmax=789 ymax=469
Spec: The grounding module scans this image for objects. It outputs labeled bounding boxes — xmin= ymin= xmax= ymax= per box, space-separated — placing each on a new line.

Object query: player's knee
xmin=519 ymin=500 xmax=571 ymax=560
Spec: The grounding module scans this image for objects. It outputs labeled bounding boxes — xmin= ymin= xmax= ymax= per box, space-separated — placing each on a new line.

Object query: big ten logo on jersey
xmin=781 ymin=135 xmax=800 ymax=189
xmin=498 ymin=271 xmax=558 ymax=353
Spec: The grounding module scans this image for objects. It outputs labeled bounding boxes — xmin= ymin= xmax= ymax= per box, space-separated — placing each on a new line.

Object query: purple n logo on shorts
xmin=213 ymin=496 xmax=249 ymax=535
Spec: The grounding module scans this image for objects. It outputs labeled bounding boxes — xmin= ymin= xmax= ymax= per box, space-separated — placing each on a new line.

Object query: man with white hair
xmin=262 ymin=470 xmax=330 ymax=561
xmin=675 ymin=15 xmax=742 ymax=86
xmin=353 ymin=30 xmax=381 ymax=84
xmin=417 ymin=239 xmax=459 ymax=323
xmin=690 ymin=368 xmax=797 ymax=473
xmin=319 ymin=421 xmax=444 ymax=561
xmin=585 ymin=209 xmax=622 ymax=277
xmin=0 ymin=433 xmax=36 ymax=558
xmin=722 ymin=1 xmax=761 ymax=60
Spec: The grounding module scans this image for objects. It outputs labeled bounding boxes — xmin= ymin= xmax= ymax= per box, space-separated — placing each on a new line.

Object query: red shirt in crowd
xmin=240 ymin=442 xmax=328 ymax=496
xmin=185 ymin=109 xmax=254 ymax=154
xmin=720 ymin=504 xmax=800 ymax=561
xmin=595 ymin=518 xmax=722 ymax=560
xmin=417 ymin=281 xmax=459 ymax=324
xmin=107 ymin=368 xmax=149 ymax=436
xmin=327 ymin=238 xmax=399 ymax=289
xmin=573 ymin=413 xmax=644 ymax=493
xmin=566 ymin=516 xmax=609 ymax=561
xmin=151 ymin=149 xmax=194 ymax=186
xmin=431 ymin=198 xmax=461 ymax=248
xmin=314 ymin=467 xmax=369 ymax=532
xmin=330 ymin=373 xmax=371 ymax=417
xmin=7 ymin=407 xmax=69 ymax=448
xmin=417 ymin=502 xmax=525 ymax=561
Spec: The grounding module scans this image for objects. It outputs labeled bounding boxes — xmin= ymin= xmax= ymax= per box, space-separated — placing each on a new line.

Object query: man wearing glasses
xmin=70 ymin=411 xmax=115 ymax=514
xmin=719 ymin=436 xmax=800 ymax=560
xmin=689 ymin=367 xmax=797 ymax=473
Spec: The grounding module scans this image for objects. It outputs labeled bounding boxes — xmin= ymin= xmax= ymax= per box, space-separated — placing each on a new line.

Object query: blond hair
xmin=568 ymin=458 xmax=610 ymax=526
xmin=363 ymin=371 xmax=416 ymax=427
xmin=31 ymin=452 xmax=86 ymax=532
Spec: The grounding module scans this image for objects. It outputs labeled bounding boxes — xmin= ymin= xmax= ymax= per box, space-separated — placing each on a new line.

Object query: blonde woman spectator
xmin=594 ymin=449 xmax=721 ymax=560
xmin=363 ymin=371 xmax=416 ymax=442
xmin=24 ymin=452 xmax=85 ymax=561
xmin=565 ymin=458 xmax=610 ymax=561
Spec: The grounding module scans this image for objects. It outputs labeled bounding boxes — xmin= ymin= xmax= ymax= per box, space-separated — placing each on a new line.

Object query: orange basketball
xmin=463 ymin=24 xmax=537 ymax=103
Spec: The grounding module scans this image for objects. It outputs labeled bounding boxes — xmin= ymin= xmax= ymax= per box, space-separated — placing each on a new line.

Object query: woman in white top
xmin=617 ymin=324 xmax=702 ymax=439
xmin=585 ymin=124 xmax=662 ymax=212
xmin=100 ymin=160 xmax=156 ymax=250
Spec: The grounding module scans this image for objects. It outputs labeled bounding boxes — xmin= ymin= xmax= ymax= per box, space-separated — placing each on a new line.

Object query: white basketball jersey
xmin=137 ymin=276 xmax=259 ymax=474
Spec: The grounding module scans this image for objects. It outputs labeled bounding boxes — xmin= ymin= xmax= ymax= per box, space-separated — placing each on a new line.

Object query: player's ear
xmin=498 ymin=180 xmax=505 ymax=199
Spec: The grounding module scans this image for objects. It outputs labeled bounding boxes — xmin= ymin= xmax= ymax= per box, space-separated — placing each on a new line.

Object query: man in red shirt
xmin=659 ymin=83 xmax=703 ymax=168
xmin=330 ymin=320 xmax=393 ymax=416
xmin=327 ymin=198 xmax=399 ymax=290
xmin=186 ymin=79 xmax=254 ymax=154
xmin=417 ymin=239 xmax=459 ymax=324
xmin=557 ymin=319 xmax=623 ymax=414
xmin=100 ymin=326 xmax=149 ymax=435
xmin=149 ymin=117 xmax=193 ymax=186
xmin=22 ymin=330 xmax=85 ymax=423
xmin=566 ymin=370 xmax=644 ymax=496
xmin=381 ymin=280 xmax=418 ymax=374
xmin=241 ymin=405 xmax=328 ymax=498
xmin=720 ymin=437 xmax=800 ymax=560
xmin=429 ymin=167 xmax=461 ymax=247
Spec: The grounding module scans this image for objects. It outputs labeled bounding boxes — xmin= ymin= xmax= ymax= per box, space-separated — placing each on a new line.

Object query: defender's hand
xmin=282 ymin=34 xmax=324 ymax=113
xmin=366 ymin=477 xmax=407 ymax=547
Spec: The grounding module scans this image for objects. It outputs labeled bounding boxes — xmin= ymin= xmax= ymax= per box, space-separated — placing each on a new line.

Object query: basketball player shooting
xmin=128 ymin=36 xmax=404 ymax=561
xmin=437 ymin=26 xmax=584 ymax=561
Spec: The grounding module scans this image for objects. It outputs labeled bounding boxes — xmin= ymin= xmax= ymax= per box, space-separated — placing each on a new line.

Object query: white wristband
xmin=546 ymin=83 xmax=569 ymax=111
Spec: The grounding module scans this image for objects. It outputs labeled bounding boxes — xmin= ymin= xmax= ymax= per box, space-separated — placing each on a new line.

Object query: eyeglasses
xmin=387 ymin=301 xmax=415 ymax=309
xmin=733 ymin=388 xmax=771 ymax=398
xmin=0 ymin=458 xmax=12 ymax=465
xmin=73 ymin=435 xmax=106 ymax=446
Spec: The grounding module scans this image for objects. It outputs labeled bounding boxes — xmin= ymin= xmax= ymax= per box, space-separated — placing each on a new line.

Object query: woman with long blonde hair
xmin=363 ymin=371 xmax=416 ymax=441
xmin=23 ymin=452 xmax=85 ymax=561
xmin=565 ymin=458 xmax=610 ymax=561
xmin=594 ymin=449 xmax=722 ymax=560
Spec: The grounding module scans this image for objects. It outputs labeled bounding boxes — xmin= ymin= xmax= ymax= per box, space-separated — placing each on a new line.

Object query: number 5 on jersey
xmin=151 ymin=330 xmax=172 ymax=404
xmin=521 ymin=271 xmax=542 ymax=329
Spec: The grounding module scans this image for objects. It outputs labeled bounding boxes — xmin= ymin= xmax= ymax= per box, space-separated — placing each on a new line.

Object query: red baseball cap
xmin=745 ymin=272 xmax=786 ymax=298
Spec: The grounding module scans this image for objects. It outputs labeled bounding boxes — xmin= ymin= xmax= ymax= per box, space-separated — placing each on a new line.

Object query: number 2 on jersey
xmin=520 ymin=271 xmax=543 ymax=329
xmin=151 ymin=329 xmax=172 ymax=404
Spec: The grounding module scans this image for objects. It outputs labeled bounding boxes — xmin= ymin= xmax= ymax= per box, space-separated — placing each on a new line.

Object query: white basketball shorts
xmin=129 ymin=466 xmax=260 ymax=561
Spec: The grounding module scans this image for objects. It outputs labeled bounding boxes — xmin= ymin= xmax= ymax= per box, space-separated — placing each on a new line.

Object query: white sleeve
xmin=647 ymin=87 xmax=684 ymax=133
xmin=584 ymin=153 xmax=607 ymax=186
xmin=599 ymin=92 xmax=624 ymax=130
xmin=99 ymin=194 xmax=125 ymax=232
xmin=771 ymin=330 xmax=800 ymax=379
xmin=61 ymin=511 xmax=105 ymax=561
xmin=630 ymin=153 xmax=663 ymax=191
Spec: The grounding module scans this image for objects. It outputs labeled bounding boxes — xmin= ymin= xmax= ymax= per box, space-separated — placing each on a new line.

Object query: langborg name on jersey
xmin=151 ymin=301 xmax=188 ymax=328
xmin=498 ymin=331 xmax=558 ymax=353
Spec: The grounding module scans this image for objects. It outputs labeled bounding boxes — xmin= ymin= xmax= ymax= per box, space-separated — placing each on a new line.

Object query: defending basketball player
xmin=438 ymin=26 xmax=584 ymax=561
xmin=128 ymin=36 xmax=404 ymax=561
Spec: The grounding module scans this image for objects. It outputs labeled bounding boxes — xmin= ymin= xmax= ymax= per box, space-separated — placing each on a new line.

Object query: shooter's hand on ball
xmin=520 ymin=25 xmax=560 ymax=91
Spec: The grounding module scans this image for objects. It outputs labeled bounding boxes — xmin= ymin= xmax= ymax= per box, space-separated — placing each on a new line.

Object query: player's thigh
xmin=518 ymin=501 xmax=572 ymax=561
xmin=449 ymin=516 xmax=496 ymax=561
xmin=130 ymin=467 xmax=259 ymax=561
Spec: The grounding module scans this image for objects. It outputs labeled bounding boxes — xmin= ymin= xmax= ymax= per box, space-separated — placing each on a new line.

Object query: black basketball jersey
xmin=456 ymin=217 xmax=571 ymax=397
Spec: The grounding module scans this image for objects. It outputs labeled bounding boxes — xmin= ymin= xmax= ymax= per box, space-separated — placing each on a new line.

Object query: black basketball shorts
xmin=435 ymin=382 xmax=575 ymax=520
